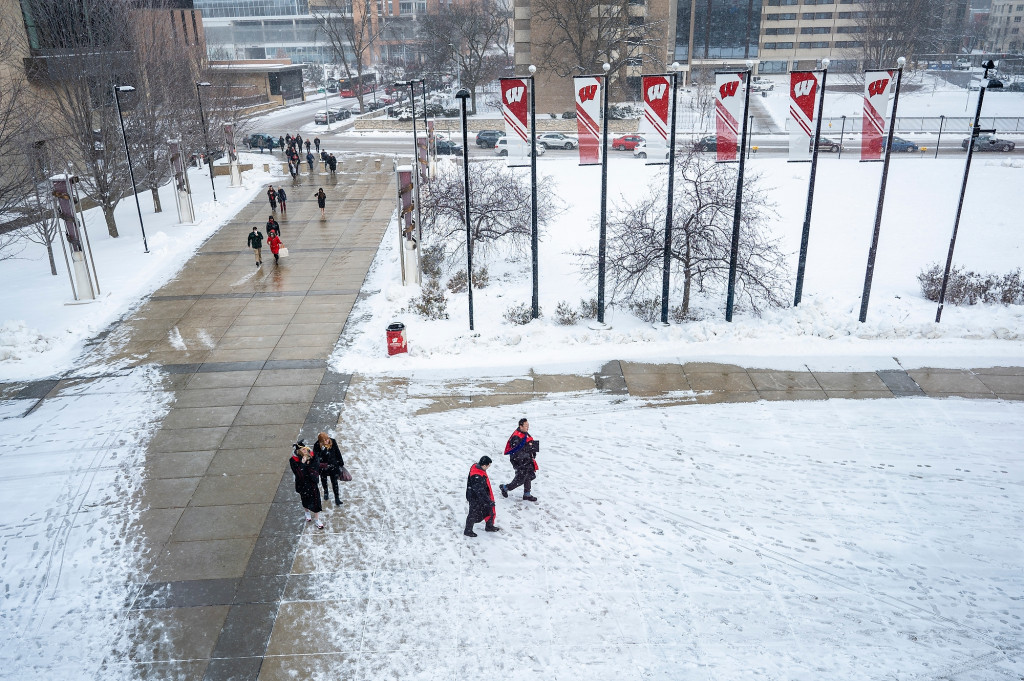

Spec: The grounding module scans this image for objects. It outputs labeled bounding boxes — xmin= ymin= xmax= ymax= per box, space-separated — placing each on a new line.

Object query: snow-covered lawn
xmin=331 ymin=156 xmax=1024 ymax=374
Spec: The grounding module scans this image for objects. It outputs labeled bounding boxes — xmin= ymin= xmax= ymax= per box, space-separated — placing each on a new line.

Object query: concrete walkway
xmin=1 ymin=155 xmax=1022 ymax=680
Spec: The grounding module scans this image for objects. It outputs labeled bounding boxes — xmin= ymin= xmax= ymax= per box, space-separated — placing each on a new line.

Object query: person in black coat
xmin=267 ymin=185 xmax=277 ymax=211
xmin=313 ymin=431 xmax=344 ymax=506
xmin=276 ymin=186 xmax=287 ymax=213
xmin=314 ymin=188 xmax=327 ymax=217
xmin=465 ymin=456 xmax=500 ymax=537
xmin=266 ymin=215 xmax=280 ymax=238
xmin=290 ymin=441 xmax=324 ymax=528
xmin=499 ymin=417 xmax=538 ymax=502
xmin=247 ymin=226 xmax=263 ymax=266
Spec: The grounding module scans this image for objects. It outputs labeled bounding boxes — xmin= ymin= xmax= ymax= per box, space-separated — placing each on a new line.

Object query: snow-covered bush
xmin=918 ymin=263 xmax=1024 ymax=306
xmin=503 ymin=302 xmax=537 ymax=325
xmin=408 ymin=279 xmax=449 ymax=320
xmin=554 ymin=300 xmax=580 ymax=325
xmin=447 ymin=269 xmax=468 ymax=293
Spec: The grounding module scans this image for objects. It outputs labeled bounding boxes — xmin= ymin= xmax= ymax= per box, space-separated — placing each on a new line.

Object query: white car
xmin=536 ymin=132 xmax=578 ymax=149
xmin=751 ymin=76 xmax=775 ymax=92
xmin=494 ymin=137 xmax=546 ymax=157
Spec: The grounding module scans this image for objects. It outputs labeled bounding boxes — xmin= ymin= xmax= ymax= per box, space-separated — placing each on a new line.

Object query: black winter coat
xmin=466 ymin=463 xmax=495 ymax=520
xmin=247 ymin=230 xmax=264 ymax=249
xmin=290 ymin=452 xmax=323 ymax=512
xmin=313 ymin=438 xmax=344 ymax=474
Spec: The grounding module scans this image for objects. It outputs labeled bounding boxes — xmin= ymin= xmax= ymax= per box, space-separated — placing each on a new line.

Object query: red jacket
xmin=505 ymin=429 xmax=534 ymax=468
xmin=267 ymin=234 xmax=282 ymax=254
xmin=466 ymin=463 xmax=495 ymax=510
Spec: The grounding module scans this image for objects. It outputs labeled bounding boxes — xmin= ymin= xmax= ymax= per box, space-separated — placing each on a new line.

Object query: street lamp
xmin=395 ymin=79 xmax=424 ymax=262
xmin=725 ymin=60 xmax=756 ymax=322
xmin=112 ymin=85 xmax=149 ymax=254
xmin=455 ymin=88 xmax=474 ymax=330
xmin=658 ymin=62 xmax=682 ymax=325
xmin=195 ymin=81 xmax=217 ymax=202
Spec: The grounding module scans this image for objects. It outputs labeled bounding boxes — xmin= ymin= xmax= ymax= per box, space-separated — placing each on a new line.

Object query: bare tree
xmin=531 ymin=0 xmax=667 ymax=98
xmin=584 ymin=151 xmax=787 ymax=318
xmin=418 ymin=0 xmax=511 ymax=114
xmin=0 ymin=12 xmax=32 ymax=225
xmin=22 ymin=0 xmax=136 ymax=237
xmin=420 ymin=161 xmax=561 ymax=269
xmin=126 ymin=4 xmax=205 ymax=213
xmin=314 ymin=1 xmax=391 ymax=114
xmin=850 ymin=0 xmax=967 ymax=69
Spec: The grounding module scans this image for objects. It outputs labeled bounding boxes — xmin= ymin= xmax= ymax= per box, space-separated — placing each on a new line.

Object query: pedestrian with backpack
xmin=499 ymin=418 xmax=538 ymax=502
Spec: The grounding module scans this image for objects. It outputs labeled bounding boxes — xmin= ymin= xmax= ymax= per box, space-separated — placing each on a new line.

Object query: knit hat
xmin=479 ymin=456 xmax=492 ymax=466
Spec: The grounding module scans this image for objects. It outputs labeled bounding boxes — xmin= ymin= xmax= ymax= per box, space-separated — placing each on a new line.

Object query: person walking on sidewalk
xmin=313 ymin=431 xmax=344 ymax=506
xmin=267 ymin=185 xmax=277 ymax=211
xmin=267 ymin=231 xmax=282 ymax=264
xmin=306 ymin=150 xmax=315 ymax=173
xmin=314 ymin=137 xmax=320 ymax=153
xmin=328 ymin=154 xmax=337 ymax=175
xmin=290 ymin=442 xmax=324 ymax=528
xmin=499 ymin=418 xmax=538 ymax=502
xmin=278 ymin=136 xmax=285 ymax=152
xmin=276 ymin=186 xmax=287 ymax=213
xmin=315 ymin=188 xmax=327 ymax=218
xmin=305 ymin=139 xmax=312 ymax=155
xmin=247 ymin=226 xmax=264 ymax=267
xmin=465 ymin=456 xmax=500 ymax=537
xmin=266 ymin=215 xmax=280 ymax=237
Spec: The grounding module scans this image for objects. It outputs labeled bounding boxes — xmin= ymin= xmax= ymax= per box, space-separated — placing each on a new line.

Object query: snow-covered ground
xmin=330 ymin=155 xmax=1024 ymax=374
xmin=0 ymin=129 xmax=1022 ymax=680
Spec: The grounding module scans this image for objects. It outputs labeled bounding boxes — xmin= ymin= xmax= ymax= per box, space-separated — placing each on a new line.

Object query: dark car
xmin=248 ymin=133 xmax=276 ymax=148
xmin=883 ymin=136 xmax=919 ymax=152
xmin=693 ymin=135 xmax=718 ymax=152
xmin=435 ymin=139 xmax=463 ymax=155
xmin=475 ymin=129 xmax=503 ymax=148
xmin=812 ymin=137 xmax=843 ymax=153
xmin=961 ymin=134 xmax=1015 ymax=152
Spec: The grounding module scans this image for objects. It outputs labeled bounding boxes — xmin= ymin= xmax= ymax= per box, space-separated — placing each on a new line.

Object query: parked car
xmin=537 ymin=132 xmax=577 ymax=149
xmin=955 ymin=58 xmax=972 ymax=70
xmin=494 ymin=137 xmax=546 ymax=157
xmin=475 ymin=129 xmax=503 ymax=148
xmin=961 ymin=134 xmax=1015 ymax=152
xmin=883 ymin=136 xmax=920 ymax=152
xmin=331 ymin=107 xmax=352 ymax=120
xmin=435 ymin=139 xmax=463 ymax=155
xmin=314 ymin=110 xmax=338 ymax=124
xmin=632 ymin=140 xmax=660 ymax=159
xmin=692 ymin=135 xmax=718 ymax=152
xmin=969 ymin=78 xmax=1004 ymax=91
xmin=561 ymin=110 xmax=577 ymax=119
xmin=612 ymin=134 xmax=645 ymax=151
xmin=365 ymin=100 xmax=385 ymax=111
xmin=247 ymin=133 xmax=276 ymax=148
xmin=1003 ymin=81 xmax=1024 ymax=92
xmin=812 ymin=137 xmax=843 ymax=153
xmin=751 ymin=76 xmax=775 ymax=92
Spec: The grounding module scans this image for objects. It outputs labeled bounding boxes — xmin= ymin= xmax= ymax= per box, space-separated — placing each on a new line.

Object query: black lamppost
xmin=859 ymin=56 xmax=906 ymax=323
xmin=936 ymin=59 xmax=998 ymax=323
xmin=455 ymin=88 xmax=474 ymax=330
xmin=528 ymin=64 xmax=539 ymax=319
xmin=659 ymin=62 xmax=682 ymax=325
xmin=793 ymin=57 xmax=830 ymax=307
xmin=594 ymin=61 xmax=612 ymax=329
xmin=395 ymin=79 xmax=424 ymax=248
xmin=112 ymin=85 xmax=149 ymax=254
xmin=725 ymin=60 xmax=755 ymax=322
xmin=195 ymin=81 xmax=217 ymax=202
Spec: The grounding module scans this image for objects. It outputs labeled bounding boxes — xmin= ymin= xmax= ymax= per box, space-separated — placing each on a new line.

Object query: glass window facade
xmin=194 ymin=0 xmax=308 ymax=18
xmin=675 ymin=0 xmax=763 ymax=60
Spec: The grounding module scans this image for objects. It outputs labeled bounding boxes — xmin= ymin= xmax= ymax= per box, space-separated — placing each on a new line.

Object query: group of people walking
xmin=286 ymin=418 xmax=540 ymax=537
xmin=279 ymin=133 xmax=337 ymax=178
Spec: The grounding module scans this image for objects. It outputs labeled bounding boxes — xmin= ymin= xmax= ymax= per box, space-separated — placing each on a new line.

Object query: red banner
xmin=574 ymin=76 xmax=603 ymax=165
xmin=638 ymin=75 xmax=672 ymax=164
xmin=500 ymin=77 xmax=531 ymax=167
xmin=861 ymin=70 xmax=894 ymax=161
xmin=715 ymin=72 xmax=745 ymax=162
xmin=789 ymin=71 xmax=820 ymax=161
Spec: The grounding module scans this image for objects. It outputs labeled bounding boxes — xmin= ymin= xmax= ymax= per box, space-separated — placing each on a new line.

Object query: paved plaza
xmin=1 ymin=156 xmax=1022 ymax=680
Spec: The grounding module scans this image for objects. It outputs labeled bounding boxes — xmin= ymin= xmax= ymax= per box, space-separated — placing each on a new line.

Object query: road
xmin=250 ymin=97 xmax=1022 ymax=161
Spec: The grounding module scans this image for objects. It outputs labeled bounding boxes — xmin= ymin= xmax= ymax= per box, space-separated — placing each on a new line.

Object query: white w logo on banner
xmin=646 ymin=83 xmax=667 ymax=101
xmin=505 ymin=87 xmax=525 ymax=104
xmin=793 ymin=79 xmax=814 ymax=98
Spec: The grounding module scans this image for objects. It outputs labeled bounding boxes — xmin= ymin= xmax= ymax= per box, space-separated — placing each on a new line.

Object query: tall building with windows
xmin=755 ymin=0 xmax=865 ymax=73
xmin=673 ymin=0 xmax=762 ymax=62
xmin=194 ymin=0 xmax=332 ymax=62
xmin=986 ymin=0 xmax=1023 ymax=52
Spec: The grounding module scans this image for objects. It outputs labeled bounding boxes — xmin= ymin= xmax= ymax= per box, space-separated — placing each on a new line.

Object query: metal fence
xmin=792 ymin=116 xmax=1024 ymax=134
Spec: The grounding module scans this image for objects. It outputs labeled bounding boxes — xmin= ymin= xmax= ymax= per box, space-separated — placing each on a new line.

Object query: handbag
xmin=339 ymin=466 xmax=353 ymax=482
xmin=279 ymin=246 xmax=289 ymax=257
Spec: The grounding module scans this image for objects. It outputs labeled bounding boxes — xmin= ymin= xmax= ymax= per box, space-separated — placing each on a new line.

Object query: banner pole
xmin=936 ymin=61 xmax=994 ymax=323
xmin=859 ymin=58 xmax=905 ymax=323
xmin=456 ymin=88 xmax=474 ymax=330
xmin=596 ymin=63 xmax=611 ymax=327
xmin=530 ymin=66 xmax=539 ymax=319
xmin=725 ymin=62 xmax=754 ymax=322
xmin=794 ymin=59 xmax=829 ymax=306
xmin=660 ymin=66 xmax=681 ymax=325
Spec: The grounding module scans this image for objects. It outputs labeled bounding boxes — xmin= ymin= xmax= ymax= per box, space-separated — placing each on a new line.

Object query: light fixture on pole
xmin=658 ymin=62 xmax=682 ymax=326
xmin=724 ymin=60 xmax=756 ymax=322
xmin=112 ymin=85 xmax=149 ymax=254
xmin=195 ymin=82 xmax=217 ymax=202
xmin=935 ymin=59 xmax=998 ymax=323
xmin=455 ymin=88 xmax=474 ymax=330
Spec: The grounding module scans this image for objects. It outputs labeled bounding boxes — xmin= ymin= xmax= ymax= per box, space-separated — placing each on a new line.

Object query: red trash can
xmin=386 ymin=322 xmax=408 ymax=356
